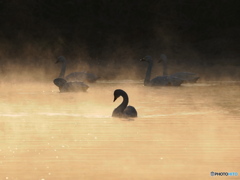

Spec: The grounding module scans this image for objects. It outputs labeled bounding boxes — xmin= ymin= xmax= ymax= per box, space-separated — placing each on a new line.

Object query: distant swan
xmin=56 ymin=56 xmax=100 ymax=83
xmin=140 ymin=55 xmax=183 ymax=86
xmin=112 ymin=89 xmax=137 ymax=118
xmin=159 ymin=54 xmax=200 ymax=83
xmin=53 ymin=78 xmax=89 ymax=92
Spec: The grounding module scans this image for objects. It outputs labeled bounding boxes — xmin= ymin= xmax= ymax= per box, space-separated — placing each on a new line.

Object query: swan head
xmin=158 ymin=54 xmax=167 ymax=63
xmin=140 ymin=55 xmax=153 ymax=63
xmin=56 ymin=56 xmax=66 ymax=64
xmin=113 ymin=89 xmax=127 ymax=102
xmin=53 ymin=78 xmax=67 ymax=87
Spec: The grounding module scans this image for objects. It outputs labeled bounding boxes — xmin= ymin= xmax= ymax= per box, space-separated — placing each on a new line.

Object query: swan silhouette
xmin=159 ymin=54 xmax=200 ymax=83
xmin=53 ymin=78 xmax=89 ymax=92
xmin=140 ymin=55 xmax=183 ymax=86
xmin=112 ymin=89 xmax=137 ymax=118
xmin=56 ymin=56 xmax=100 ymax=83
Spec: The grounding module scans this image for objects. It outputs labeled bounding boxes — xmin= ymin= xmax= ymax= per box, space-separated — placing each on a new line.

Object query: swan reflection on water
xmin=112 ymin=89 xmax=137 ymax=118
xmin=53 ymin=78 xmax=89 ymax=92
xmin=56 ymin=56 xmax=100 ymax=83
xmin=140 ymin=55 xmax=183 ymax=86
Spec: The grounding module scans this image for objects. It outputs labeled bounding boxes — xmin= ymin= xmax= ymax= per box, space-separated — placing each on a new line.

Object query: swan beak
xmin=140 ymin=58 xmax=145 ymax=62
xmin=158 ymin=59 xmax=162 ymax=63
xmin=113 ymin=96 xmax=117 ymax=102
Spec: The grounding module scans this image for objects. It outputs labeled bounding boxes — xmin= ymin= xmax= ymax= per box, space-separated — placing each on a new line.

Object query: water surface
xmin=0 ymin=81 xmax=239 ymax=179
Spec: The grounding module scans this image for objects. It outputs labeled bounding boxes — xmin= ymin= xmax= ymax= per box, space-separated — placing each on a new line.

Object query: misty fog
xmin=0 ymin=1 xmax=239 ymax=83
xmin=0 ymin=1 xmax=239 ymax=180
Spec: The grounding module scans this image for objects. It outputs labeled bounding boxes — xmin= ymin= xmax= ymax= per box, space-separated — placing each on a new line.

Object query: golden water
xmin=0 ymin=81 xmax=239 ymax=180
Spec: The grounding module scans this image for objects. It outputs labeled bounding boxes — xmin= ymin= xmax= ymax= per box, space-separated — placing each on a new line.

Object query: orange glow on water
xmin=0 ymin=80 xmax=239 ymax=179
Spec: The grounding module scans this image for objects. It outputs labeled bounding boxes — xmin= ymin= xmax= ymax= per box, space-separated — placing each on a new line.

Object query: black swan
xmin=112 ymin=89 xmax=137 ymax=118
xmin=56 ymin=56 xmax=100 ymax=83
xmin=53 ymin=78 xmax=89 ymax=92
xmin=159 ymin=54 xmax=200 ymax=83
xmin=140 ymin=55 xmax=183 ymax=86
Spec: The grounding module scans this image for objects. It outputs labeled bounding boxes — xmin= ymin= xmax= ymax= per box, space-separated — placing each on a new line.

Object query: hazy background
xmin=0 ymin=2 xmax=240 ymax=179
xmin=0 ymin=0 xmax=239 ymax=82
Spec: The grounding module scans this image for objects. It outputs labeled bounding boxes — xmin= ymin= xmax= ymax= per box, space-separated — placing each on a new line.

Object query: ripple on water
xmin=0 ymin=113 xmax=28 ymax=117
xmin=141 ymin=111 xmax=213 ymax=118
xmin=37 ymin=112 xmax=111 ymax=118
xmin=0 ymin=81 xmax=239 ymax=179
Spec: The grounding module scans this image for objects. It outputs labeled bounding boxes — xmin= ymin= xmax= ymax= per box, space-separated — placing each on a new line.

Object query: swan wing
xmin=124 ymin=106 xmax=137 ymax=117
xmin=167 ymin=76 xmax=184 ymax=86
xmin=150 ymin=76 xmax=170 ymax=86
xmin=84 ymin=73 xmax=100 ymax=83
xmin=150 ymin=75 xmax=183 ymax=86
xmin=171 ymin=72 xmax=199 ymax=83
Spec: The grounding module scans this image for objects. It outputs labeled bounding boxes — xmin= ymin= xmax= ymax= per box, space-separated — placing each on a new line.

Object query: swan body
xmin=112 ymin=89 xmax=137 ymax=118
xmin=140 ymin=55 xmax=183 ymax=86
xmin=56 ymin=56 xmax=100 ymax=83
xmin=53 ymin=78 xmax=89 ymax=92
xmin=159 ymin=54 xmax=200 ymax=83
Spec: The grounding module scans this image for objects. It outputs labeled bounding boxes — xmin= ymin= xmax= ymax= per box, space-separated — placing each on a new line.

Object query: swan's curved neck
xmin=144 ymin=61 xmax=153 ymax=86
xmin=162 ymin=60 xmax=168 ymax=76
xmin=116 ymin=93 xmax=129 ymax=112
xmin=59 ymin=61 xmax=66 ymax=78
